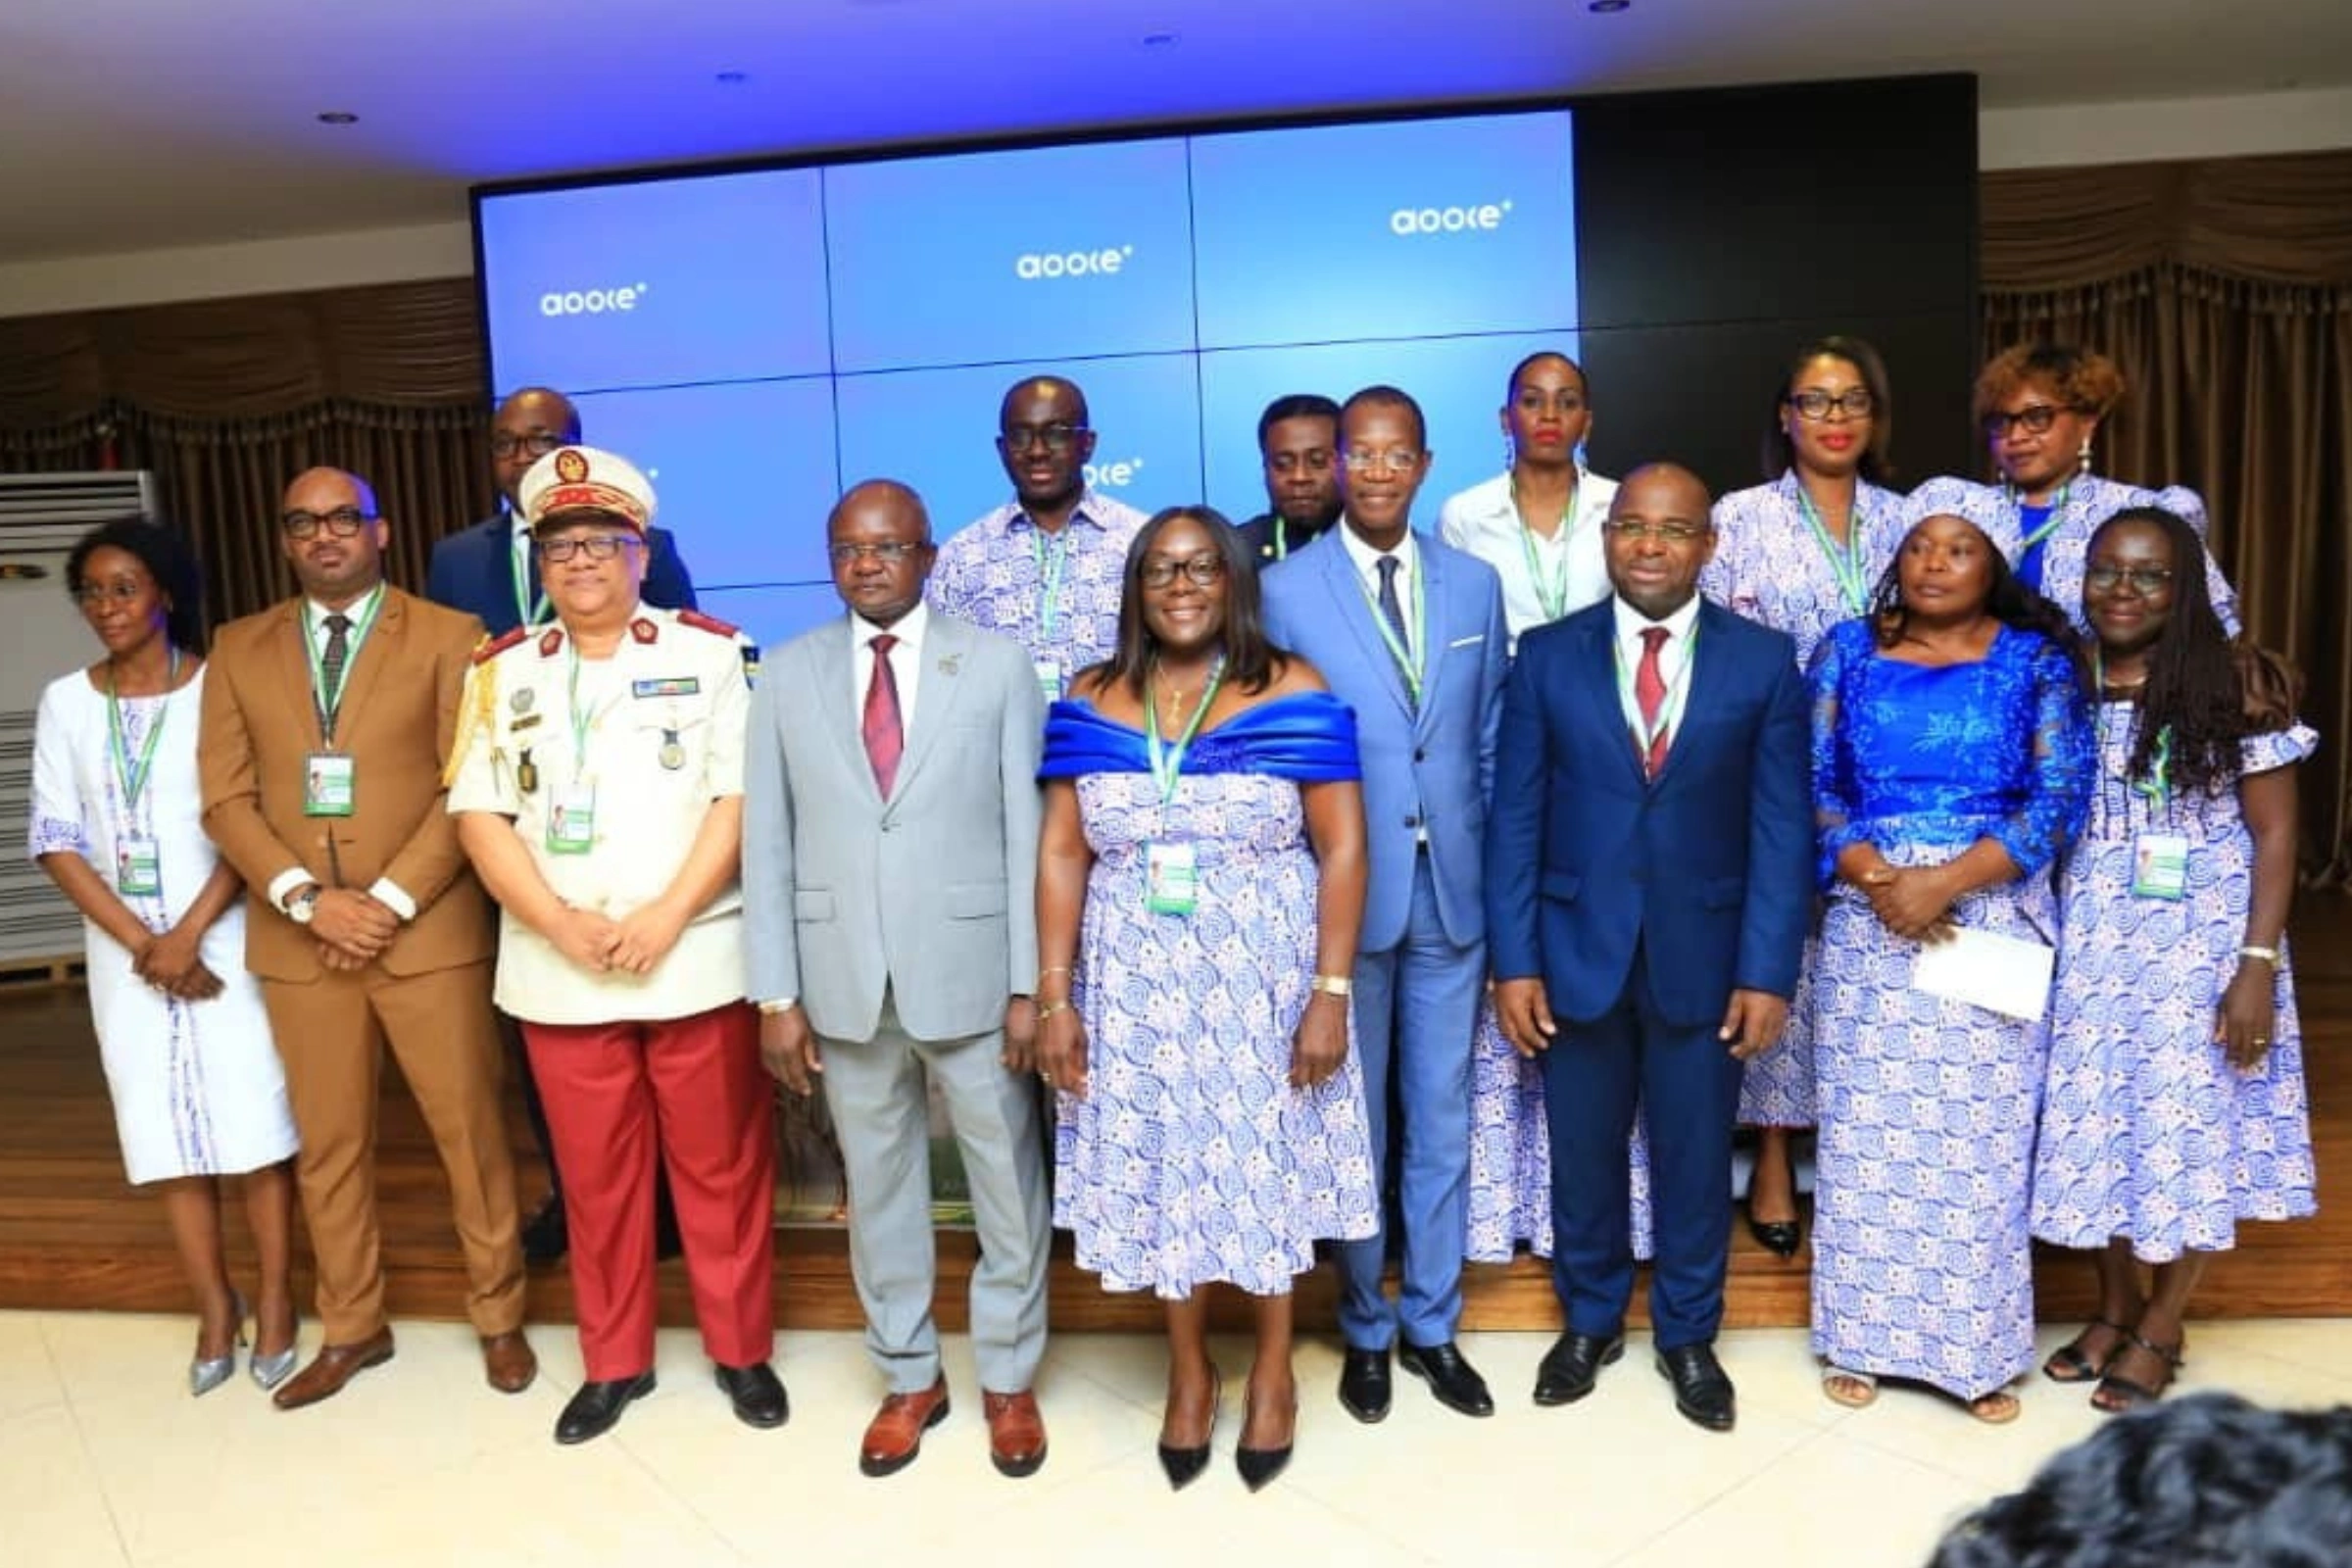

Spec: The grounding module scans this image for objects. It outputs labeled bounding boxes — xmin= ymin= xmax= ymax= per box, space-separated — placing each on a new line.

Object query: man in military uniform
xmin=448 ymin=446 xmax=782 ymax=1446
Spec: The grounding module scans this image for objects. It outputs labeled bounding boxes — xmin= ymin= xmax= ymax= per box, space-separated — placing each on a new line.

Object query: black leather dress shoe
xmin=520 ymin=1193 xmax=567 ymax=1266
xmin=1338 ymin=1347 xmax=1392 ymax=1424
xmin=1656 ymin=1343 xmax=1737 ymax=1432
xmin=1533 ymin=1331 xmax=1625 ymax=1406
xmin=1743 ymin=1200 xmax=1802 ymax=1258
xmin=715 ymin=1361 xmax=789 ymax=1429
xmin=1399 ymin=1341 xmax=1494 ymax=1418
xmin=555 ymin=1371 xmax=656 ymax=1445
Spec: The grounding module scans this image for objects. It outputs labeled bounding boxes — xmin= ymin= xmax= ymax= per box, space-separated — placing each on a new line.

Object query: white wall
xmin=3 ymin=86 xmax=2348 ymax=320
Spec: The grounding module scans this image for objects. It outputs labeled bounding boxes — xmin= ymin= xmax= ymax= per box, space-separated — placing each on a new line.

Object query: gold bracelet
xmin=1037 ymin=964 xmax=1074 ymax=987
xmin=2237 ymin=945 xmax=2280 ymax=965
xmin=1308 ymin=973 xmax=1353 ymax=998
xmin=1035 ymin=1001 xmax=1071 ymax=1021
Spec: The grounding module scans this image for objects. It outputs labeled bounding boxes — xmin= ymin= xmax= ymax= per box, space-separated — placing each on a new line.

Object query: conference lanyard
xmin=2009 ymin=480 xmax=2074 ymax=551
xmin=106 ymin=646 xmax=182 ymax=812
xmin=302 ymin=583 xmax=386 ymax=746
xmin=511 ymin=532 xmax=550 ymax=628
xmin=2092 ymin=650 xmax=2174 ymax=813
xmin=1611 ymin=618 xmax=1699 ymax=760
xmin=1794 ymin=485 xmax=1873 ymax=616
xmin=1145 ymin=658 xmax=1226 ymax=805
xmin=1512 ymin=475 xmax=1578 ymax=623
xmin=1357 ymin=557 xmax=1427 ymax=703
xmin=1030 ymin=524 xmax=1072 ymax=640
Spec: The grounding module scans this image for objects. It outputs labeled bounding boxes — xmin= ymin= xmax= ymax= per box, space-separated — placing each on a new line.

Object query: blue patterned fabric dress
xmin=1704 ymin=471 xmax=1907 ymax=1130
xmin=2032 ymin=707 xmax=2320 ymax=1259
xmin=1041 ymin=692 xmax=1380 ymax=1298
xmin=1806 ymin=620 xmax=2091 ymax=1399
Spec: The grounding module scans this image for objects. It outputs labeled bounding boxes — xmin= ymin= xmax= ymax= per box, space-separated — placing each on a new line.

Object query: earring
xmin=2077 ymin=434 xmax=2094 ymax=477
xmin=1503 ymin=433 xmax=1517 ymax=473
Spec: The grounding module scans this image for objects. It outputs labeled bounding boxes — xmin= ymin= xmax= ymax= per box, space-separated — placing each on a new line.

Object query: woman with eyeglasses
xmin=1036 ymin=506 xmax=1375 ymax=1492
xmin=2031 ymin=508 xmax=2317 ymax=1413
xmin=1908 ymin=343 xmax=2239 ymax=634
xmin=1701 ymin=335 xmax=1911 ymax=1259
xmin=28 ymin=518 xmax=300 ymax=1396
xmin=1807 ymin=496 xmax=2091 ymax=1423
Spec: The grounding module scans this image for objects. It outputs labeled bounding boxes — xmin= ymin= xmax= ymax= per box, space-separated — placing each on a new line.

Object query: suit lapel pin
xmin=937 ymin=654 xmax=962 ymax=675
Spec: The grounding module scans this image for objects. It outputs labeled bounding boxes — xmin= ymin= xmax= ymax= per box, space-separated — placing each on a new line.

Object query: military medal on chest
xmin=516 ymin=746 xmax=539 ymax=795
xmin=658 ymin=727 xmax=685 ymax=771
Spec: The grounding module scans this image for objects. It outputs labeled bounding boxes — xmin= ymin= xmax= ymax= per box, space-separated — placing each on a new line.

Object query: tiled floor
xmin=6 ymin=1309 xmax=2349 ymax=1567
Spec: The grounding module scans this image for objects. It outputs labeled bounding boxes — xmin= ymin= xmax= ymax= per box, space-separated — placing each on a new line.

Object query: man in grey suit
xmin=743 ymin=479 xmax=1053 ymax=1481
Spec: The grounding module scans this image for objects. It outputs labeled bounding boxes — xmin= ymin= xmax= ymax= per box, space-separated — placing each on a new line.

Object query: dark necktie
xmin=320 ymin=613 xmax=353 ymax=713
xmin=862 ymin=633 xmax=904 ymax=797
xmin=1376 ymin=553 xmax=1412 ymax=653
xmin=1637 ymin=625 xmax=1671 ymax=777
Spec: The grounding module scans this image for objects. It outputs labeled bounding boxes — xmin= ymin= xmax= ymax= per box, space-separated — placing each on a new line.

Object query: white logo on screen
xmin=1388 ymin=201 xmax=1513 ymax=235
xmin=1084 ymin=458 xmax=1143 ymax=489
xmin=1014 ymin=246 xmax=1134 ymax=280
xmin=539 ymin=282 xmax=650 ymax=317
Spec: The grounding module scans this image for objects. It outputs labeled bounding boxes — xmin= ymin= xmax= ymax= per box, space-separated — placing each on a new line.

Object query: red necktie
xmin=1637 ymin=625 xmax=1671 ymax=777
xmin=863 ymin=633 xmax=904 ymax=797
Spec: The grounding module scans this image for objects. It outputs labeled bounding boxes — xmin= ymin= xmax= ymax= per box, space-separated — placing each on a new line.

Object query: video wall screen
xmin=476 ymin=109 xmax=1583 ymax=648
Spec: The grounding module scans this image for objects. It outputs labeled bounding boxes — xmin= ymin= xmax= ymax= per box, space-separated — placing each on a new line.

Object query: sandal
xmin=2042 ymin=1318 xmax=2132 ymax=1385
xmin=1967 ymin=1389 xmax=2023 ymax=1425
xmin=2091 ymin=1333 xmax=2183 ymax=1413
xmin=1822 ymin=1367 xmax=1879 ymax=1408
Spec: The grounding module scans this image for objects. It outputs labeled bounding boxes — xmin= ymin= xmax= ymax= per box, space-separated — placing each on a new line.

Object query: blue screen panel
xmin=696 ymin=583 xmax=846 ymax=657
xmin=570 ymin=379 xmax=840 ymax=589
xmin=1190 ymin=113 xmax=1578 ymax=351
xmin=834 ymin=356 xmax=1200 ymax=545
xmin=479 ymin=170 xmax=831 ymax=393
xmin=823 ymin=139 xmax=1197 ymax=374
xmin=1199 ymin=332 xmax=1581 ymax=524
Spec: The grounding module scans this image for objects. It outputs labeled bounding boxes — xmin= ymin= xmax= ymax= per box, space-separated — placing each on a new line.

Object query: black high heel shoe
xmin=1157 ymin=1365 xmax=1221 ymax=1491
xmin=1743 ymin=1199 xmax=1802 ymax=1258
xmin=1235 ymin=1396 xmax=1297 ymax=1492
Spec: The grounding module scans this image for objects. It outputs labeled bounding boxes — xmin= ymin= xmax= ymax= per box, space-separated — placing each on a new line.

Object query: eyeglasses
xmin=536 ymin=534 xmax=641 ymax=563
xmin=1982 ymin=404 xmax=2077 ymax=439
xmin=828 ymin=541 xmax=928 ymax=565
xmin=1602 ymin=519 xmax=1709 ymax=544
xmin=1140 ymin=555 xmax=1226 ymax=589
xmin=1787 ymin=388 xmax=1875 ymax=421
xmin=1000 ymin=422 xmax=1088 ymax=453
xmin=490 ymin=431 xmax=565 ymax=461
xmin=73 ymin=580 xmax=150 ymax=606
xmin=2084 ymin=564 xmax=2174 ymax=595
xmin=1342 ymin=448 xmax=1424 ymax=472
xmin=281 ymin=507 xmax=375 ymax=539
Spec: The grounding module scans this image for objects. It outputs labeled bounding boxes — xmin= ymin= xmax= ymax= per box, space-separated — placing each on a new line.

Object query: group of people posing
xmin=28 ymin=338 xmax=2316 ymax=1493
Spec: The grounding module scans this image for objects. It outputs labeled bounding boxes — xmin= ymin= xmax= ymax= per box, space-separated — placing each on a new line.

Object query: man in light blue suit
xmin=1261 ymin=385 xmax=1508 ymax=1424
xmin=1487 ymin=463 xmax=1812 ymax=1434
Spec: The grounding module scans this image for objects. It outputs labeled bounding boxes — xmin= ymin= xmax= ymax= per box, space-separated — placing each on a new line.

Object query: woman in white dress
xmin=29 ymin=518 xmax=301 ymax=1396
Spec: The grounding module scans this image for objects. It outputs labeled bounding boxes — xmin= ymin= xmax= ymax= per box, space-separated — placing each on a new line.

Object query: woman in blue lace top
xmin=1034 ymin=506 xmax=1375 ymax=1493
xmin=1807 ymin=504 xmax=2092 ymax=1423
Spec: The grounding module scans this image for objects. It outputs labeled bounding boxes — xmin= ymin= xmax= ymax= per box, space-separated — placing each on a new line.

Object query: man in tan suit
xmin=200 ymin=466 xmax=534 ymax=1409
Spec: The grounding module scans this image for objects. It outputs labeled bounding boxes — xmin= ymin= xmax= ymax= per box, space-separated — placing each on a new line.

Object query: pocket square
xmin=1448 ymin=634 xmax=1486 ymax=648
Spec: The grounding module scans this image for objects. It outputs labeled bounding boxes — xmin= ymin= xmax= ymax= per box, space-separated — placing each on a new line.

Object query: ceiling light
xmin=1141 ymin=31 xmax=1180 ymax=48
xmin=1589 ymin=1 xmax=1631 ymax=12
xmin=316 ymin=111 xmax=359 ymax=124
xmin=715 ymin=71 xmax=749 ymax=85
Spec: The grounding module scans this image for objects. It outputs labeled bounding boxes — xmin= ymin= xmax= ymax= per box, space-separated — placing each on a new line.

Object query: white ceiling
xmin=4 ymin=0 xmax=2348 ymax=263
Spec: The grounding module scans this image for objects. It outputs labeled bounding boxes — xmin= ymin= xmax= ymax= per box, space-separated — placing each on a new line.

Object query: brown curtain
xmin=1982 ymin=151 xmax=2352 ymax=881
xmin=0 ymin=280 xmax=493 ymax=629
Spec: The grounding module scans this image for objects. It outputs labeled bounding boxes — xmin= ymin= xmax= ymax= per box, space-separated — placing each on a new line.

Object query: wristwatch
xmin=286 ymin=886 xmax=321 ymax=925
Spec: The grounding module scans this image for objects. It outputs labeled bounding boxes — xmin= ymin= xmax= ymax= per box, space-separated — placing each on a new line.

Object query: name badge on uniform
xmin=1145 ymin=840 xmax=1199 ymax=916
xmin=117 ymin=837 xmax=162 ymax=897
xmin=303 ymin=754 xmax=356 ymax=817
xmin=546 ymin=783 xmax=597 ymax=856
xmin=2132 ymin=832 xmax=2190 ymax=901
xmin=1034 ymin=657 xmax=1063 ymax=701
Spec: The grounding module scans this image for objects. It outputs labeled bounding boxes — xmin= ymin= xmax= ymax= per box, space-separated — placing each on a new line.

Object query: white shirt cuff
xmin=267 ymin=867 xmax=316 ymax=913
xmin=368 ymin=879 xmax=417 ymax=922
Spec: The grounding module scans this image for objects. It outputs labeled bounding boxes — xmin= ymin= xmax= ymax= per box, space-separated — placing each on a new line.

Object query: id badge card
xmin=303 ymin=754 xmax=356 ymax=817
xmin=2132 ymin=832 xmax=2190 ymax=901
xmin=117 ymin=837 xmax=162 ymax=897
xmin=1034 ymin=658 xmax=1064 ymax=701
xmin=1145 ymin=840 xmax=1199 ymax=916
xmin=546 ymin=783 xmax=598 ymax=856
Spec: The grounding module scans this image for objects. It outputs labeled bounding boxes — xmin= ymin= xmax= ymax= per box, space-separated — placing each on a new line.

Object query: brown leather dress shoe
xmin=482 ymin=1330 xmax=538 ymax=1395
xmin=271 ymin=1327 xmax=396 ymax=1411
xmin=859 ymin=1377 xmax=950 ymax=1478
xmin=983 ymin=1389 xmax=1048 ymax=1478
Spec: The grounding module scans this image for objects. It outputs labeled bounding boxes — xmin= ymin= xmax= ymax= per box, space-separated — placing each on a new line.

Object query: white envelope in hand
xmin=1911 ymin=927 xmax=2055 ymax=1021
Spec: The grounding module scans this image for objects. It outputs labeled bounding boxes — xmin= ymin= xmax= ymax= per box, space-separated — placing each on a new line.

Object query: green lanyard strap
xmin=2009 ymin=479 xmax=2074 ymax=550
xmin=1029 ymin=524 xmax=1073 ymax=641
xmin=1357 ymin=556 xmax=1427 ymax=703
xmin=1512 ymin=474 xmax=1578 ymax=624
xmin=1145 ymin=658 xmax=1226 ymax=806
xmin=1794 ymin=486 xmax=1873 ymax=616
xmin=301 ymin=583 xmax=385 ymax=746
xmin=510 ymin=531 xmax=550 ymax=629
xmin=106 ymin=646 xmax=182 ymax=812
xmin=1611 ymin=619 xmax=1699 ymax=759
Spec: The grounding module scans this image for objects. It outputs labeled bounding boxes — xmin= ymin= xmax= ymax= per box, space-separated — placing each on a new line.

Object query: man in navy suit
xmin=427 ymin=387 xmax=699 ymax=639
xmin=1487 ymin=463 xmax=1811 ymax=1433
xmin=1262 ymin=385 xmax=1508 ymax=1425
xmin=424 ymin=386 xmax=700 ymax=1260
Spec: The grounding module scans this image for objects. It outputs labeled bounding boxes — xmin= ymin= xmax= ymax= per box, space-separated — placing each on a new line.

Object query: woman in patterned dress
xmin=1807 ymin=506 xmax=2091 ymax=1422
xmin=1036 ymin=506 xmax=1376 ymax=1492
xmin=1701 ymin=335 xmax=1909 ymax=1256
xmin=2033 ymin=508 xmax=2318 ymax=1411
xmin=28 ymin=519 xmax=300 ymax=1396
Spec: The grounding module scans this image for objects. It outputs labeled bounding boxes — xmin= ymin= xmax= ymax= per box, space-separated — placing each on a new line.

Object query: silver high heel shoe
xmin=190 ymin=1292 xmax=248 ymax=1397
xmin=250 ymin=1305 xmax=300 ymax=1393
